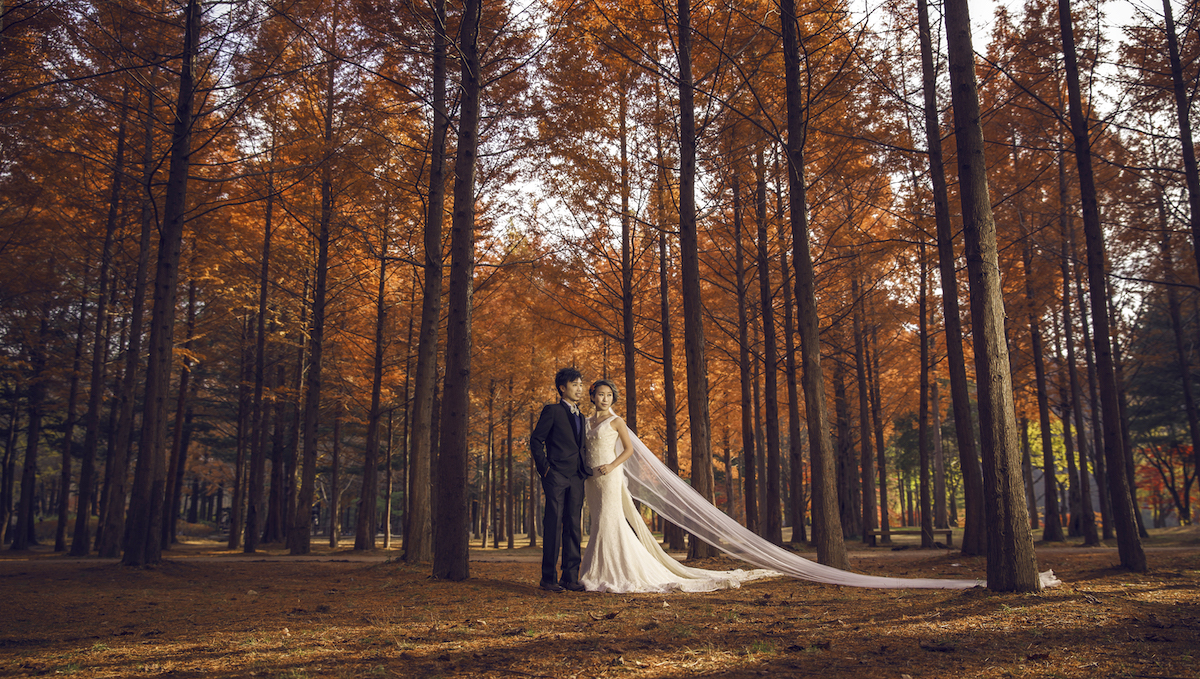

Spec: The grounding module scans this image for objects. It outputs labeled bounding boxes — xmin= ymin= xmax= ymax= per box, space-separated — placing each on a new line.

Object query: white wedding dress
xmin=580 ymin=414 xmax=1062 ymax=591
xmin=579 ymin=415 xmax=777 ymax=593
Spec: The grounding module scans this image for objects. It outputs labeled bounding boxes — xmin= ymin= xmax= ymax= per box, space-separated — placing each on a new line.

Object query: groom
xmin=530 ymin=367 xmax=591 ymax=592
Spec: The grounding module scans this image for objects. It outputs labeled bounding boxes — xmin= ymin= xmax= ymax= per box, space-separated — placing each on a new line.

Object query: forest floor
xmin=1 ymin=526 xmax=1198 ymax=679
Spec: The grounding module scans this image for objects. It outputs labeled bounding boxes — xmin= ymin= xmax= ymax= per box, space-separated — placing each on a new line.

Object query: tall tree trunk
xmin=229 ymin=317 xmax=250 ymax=551
xmin=869 ymin=321 xmax=890 ymax=543
xmin=163 ymin=280 xmax=197 ymax=548
xmin=1024 ymin=239 xmax=1064 ymax=542
xmin=1162 ymin=0 xmax=1200 ymax=309
xmin=779 ymin=0 xmax=847 ymax=568
xmin=329 ymin=415 xmax=341 ymax=548
xmin=734 ymin=172 xmax=758 ymax=533
xmin=405 ymin=0 xmax=449 ymax=565
xmin=506 ymin=377 xmax=515 ymax=549
xmin=97 ymin=76 xmax=158 ymax=558
xmin=122 ymin=0 xmax=200 ymax=566
xmin=658 ymin=229 xmax=685 ymax=550
xmin=944 ymin=0 xmax=1041 ymax=590
xmin=58 ymin=282 xmax=87 ymax=553
xmin=779 ymin=163 xmax=806 ymax=544
xmin=917 ymin=0 xmax=985 ymax=556
xmin=932 ymin=377 xmax=948 ymax=528
xmin=1021 ymin=417 xmax=1039 ymax=528
xmin=1 ymin=402 xmax=20 ymax=546
xmin=1070 ymin=162 xmax=1112 ymax=539
xmin=432 ymin=0 xmax=480 ymax=581
xmin=755 ymin=148 xmax=783 ymax=544
xmin=292 ymin=31 xmax=338 ymax=554
xmin=918 ymin=245 xmax=934 ymax=548
xmin=355 ymin=224 xmax=390 ymax=551
xmin=1162 ymin=208 xmax=1200 ymax=520
xmin=1058 ymin=245 xmax=1099 ymax=545
xmin=853 ymin=275 xmax=876 ymax=542
xmin=245 ymin=151 xmax=276 ymax=553
xmin=11 ymin=319 xmax=48 ymax=550
xmin=619 ymin=87 xmax=636 ymax=432
xmin=834 ymin=354 xmax=860 ymax=539
xmin=677 ymin=0 xmax=718 ymax=559
xmin=1058 ymin=0 xmax=1145 ymax=570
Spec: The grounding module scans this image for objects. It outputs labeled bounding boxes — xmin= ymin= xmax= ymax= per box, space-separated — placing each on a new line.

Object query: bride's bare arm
xmin=595 ymin=417 xmax=635 ymax=475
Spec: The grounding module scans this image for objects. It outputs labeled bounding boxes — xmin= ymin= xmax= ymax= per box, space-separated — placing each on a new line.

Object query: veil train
xmin=619 ymin=430 xmax=1061 ymax=590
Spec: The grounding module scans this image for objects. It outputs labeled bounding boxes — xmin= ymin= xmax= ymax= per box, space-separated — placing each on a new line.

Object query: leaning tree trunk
xmin=678 ymin=0 xmax=719 ymax=559
xmin=404 ymin=0 xmax=448 ymax=565
xmin=1161 ymin=206 xmax=1200 ymax=523
xmin=944 ymin=0 xmax=1041 ymax=591
xmin=1061 ymin=210 xmax=1099 ymax=545
xmin=1057 ymin=0 xmax=1145 ymax=571
xmin=432 ymin=0 xmax=480 ymax=581
xmin=122 ymin=0 xmax=200 ymax=567
xmin=917 ymin=0 xmax=985 ymax=556
xmin=779 ymin=0 xmax=847 ymax=569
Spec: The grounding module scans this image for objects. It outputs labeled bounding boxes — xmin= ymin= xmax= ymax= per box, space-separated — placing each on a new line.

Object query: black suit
xmin=530 ymin=400 xmax=591 ymax=587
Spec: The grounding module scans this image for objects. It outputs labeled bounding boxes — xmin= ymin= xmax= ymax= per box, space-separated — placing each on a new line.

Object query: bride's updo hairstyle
xmin=589 ymin=379 xmax=619 ymax=407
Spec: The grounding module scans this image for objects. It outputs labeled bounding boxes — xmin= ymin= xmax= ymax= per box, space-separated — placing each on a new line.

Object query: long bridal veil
xmin=619 ymin=431 xmax=1061 ymax=590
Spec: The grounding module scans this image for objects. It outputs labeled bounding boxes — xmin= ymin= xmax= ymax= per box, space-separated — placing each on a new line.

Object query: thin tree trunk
xmin=778 ymin=160 xmax=806 ymax=544
xmin=869 ymin=322 xmax=889 ymax=543
xmin=163 ymin=280 xmax=197 ymax=548
xmin=1024 ymin=238 xmax=1064 ymax=542
xmin=944 ymin=0 xmax=1041 ymax=590
xmin=122 ymin=0 xmax=200 ymax=566
xmin=432 ymin=0 xmax=480 ymax=581
xmin=506 ymin=377 xmax=515 ymax=549
xmin=932 ymin=377 xmax=948 ymax=528
xmin=1058 ymin=0 xmax=1145 ymax=570
xmin=245 ymin=151 xmax=276 ymax=553
xmin=619 ymin=87 xmax=636 ymax=432
xmin=1071 ymin=174 xmax=1112 ymax=538
xmin=918 ymin=245 xmax=934 ymax=548
xmin=1021 ymin=417 xmax=1039 ymax=528
xmin=58 ymin=282 xmax=87 ymax=552
xmin=657 ymin=229 xmax=685 ymax=549
xmin=228 ymin=317 xmax=250 ymax=551
xmin=853 ymin=275 xmax=876 ymax=542
xmin=834 ymin=354 xmax=860 ymax=539
xmin=1162 ymin=210 xmax=1200 ymax=520
xmin=779 ymin=0 xmax=847 ymax=569
xmin=734 ymin=172 xmax=757 ymax=533
xmin=329 ymin=415 xmax=341 ymax=548
xmin=755 ymin=148 xmax=782 ymax=544
xmin=917 ymin=0 xmax=985 ymax=556
xmin=11 ymin=319 xmax=48 ymax=550
xmin=355 ymin=223 xmax=390 ymax=551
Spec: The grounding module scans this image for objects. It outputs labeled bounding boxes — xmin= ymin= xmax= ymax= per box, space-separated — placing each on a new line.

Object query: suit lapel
xmin=562 ymin=401 xmax=581 ymax=446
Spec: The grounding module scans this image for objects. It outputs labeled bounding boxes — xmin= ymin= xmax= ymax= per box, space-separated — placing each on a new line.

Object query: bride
xmin=578 ymin=379 xmax=1061 ymax=592
xmin=579 ymin=379 xmax=776 ymax=593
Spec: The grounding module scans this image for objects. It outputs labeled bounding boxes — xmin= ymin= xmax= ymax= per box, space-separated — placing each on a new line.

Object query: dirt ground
xmin=1 ymin=528 xmax=1198 ymax=679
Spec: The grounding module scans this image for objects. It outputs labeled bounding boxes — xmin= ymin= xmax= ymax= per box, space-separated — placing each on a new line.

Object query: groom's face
xmin=560 ymin=378 xmax=584 ymax=404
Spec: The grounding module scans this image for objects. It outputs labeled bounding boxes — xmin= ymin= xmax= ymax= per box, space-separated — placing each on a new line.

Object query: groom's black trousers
xmin=541 ymin=469 xmax=585 ymax=586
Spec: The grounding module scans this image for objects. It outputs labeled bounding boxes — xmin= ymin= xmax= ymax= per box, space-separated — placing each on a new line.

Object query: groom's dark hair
xmin=555 ymin=367 xmax=583 ymax=395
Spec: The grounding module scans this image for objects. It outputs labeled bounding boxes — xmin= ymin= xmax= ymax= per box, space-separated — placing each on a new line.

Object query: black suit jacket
xmin=530 ymin=401 xmax=592 ymax=480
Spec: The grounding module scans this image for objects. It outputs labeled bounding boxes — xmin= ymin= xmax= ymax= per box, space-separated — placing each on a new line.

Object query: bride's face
xmin=592 ymin=385 xmax=614 ymax=412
